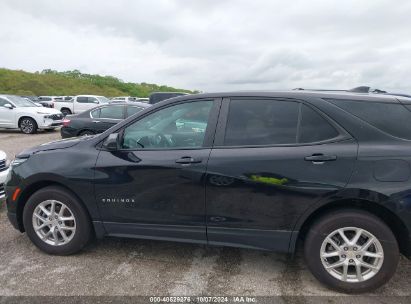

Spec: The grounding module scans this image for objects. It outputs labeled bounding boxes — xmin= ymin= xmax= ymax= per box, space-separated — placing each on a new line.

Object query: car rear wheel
xmin=23 ymin=186 xmax=93 ymax=255
xmin=79 ymin=130 xmax=95 ymax=136
xmin=19 ymin=117 xmax=38 ymax=134
xmin=304 ymin=209 xmax=399 ymax=293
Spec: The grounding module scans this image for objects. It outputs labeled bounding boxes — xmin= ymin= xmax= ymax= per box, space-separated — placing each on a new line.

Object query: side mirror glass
xmin=94 ymin=100 xmax=99 ymax=104
xmin=4 ymin=103 xmax=13 ymax=109
xmin=103 ymin=133 xmax=119 ymax=150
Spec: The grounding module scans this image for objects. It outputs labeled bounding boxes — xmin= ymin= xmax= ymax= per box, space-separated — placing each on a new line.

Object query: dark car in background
xmin=148 ymin=92 xmax=188 ymax=104
xmin=60 ymin=102 xmax=150 ymax=138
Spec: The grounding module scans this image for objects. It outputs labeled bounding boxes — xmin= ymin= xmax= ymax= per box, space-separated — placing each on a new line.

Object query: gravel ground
xmin=0 ymin=129 xmax=411 ymax=303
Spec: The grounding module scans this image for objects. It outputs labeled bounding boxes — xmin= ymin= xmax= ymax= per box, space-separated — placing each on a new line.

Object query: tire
xmin=79 ymin=130 xmax=95 ymax=136
xmin=304 ymin=209 xmax=399 ymax=293
xmin=23 ymin=186 xmax=93 ymax=255
xmin=19 ymin=117 xmax=38 ymax=134
xmin=61 ymin=108 xmax=72 ymax=116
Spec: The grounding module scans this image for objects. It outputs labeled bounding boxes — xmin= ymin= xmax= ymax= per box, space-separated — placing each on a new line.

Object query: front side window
xmin=77 ymin=97 xmax=88 ymax=103
xmin=99 ymin=106 xmax=124 ymax=119
xmin=88 ymin=97 xmax=98 ymax=103
xmin=0 ymin=98 xmax=9 ymax=107
xmin=121 ymin=100 xmax=213 ymax=149
xmin=224 ymin=99 xmax=300 ymax=145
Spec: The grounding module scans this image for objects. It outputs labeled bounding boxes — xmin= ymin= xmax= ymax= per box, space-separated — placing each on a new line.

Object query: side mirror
xmin=4 ymin=103 xmax=13 ymax=109
xmin=103 ymin=133 xmax=119 ymax=150
xmin=94 ymin=100 xmax=99 ymax=104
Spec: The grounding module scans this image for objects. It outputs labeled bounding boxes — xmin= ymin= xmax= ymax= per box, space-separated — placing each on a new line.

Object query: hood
xmin=16 ymin=136 xmax=90 ymax=158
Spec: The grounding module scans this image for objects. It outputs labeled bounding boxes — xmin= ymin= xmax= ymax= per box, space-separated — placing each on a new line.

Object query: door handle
xmin=175 ymin=156 xmax=202 ymax=164
xmin=92 ymin=120 xmax=101 ymax=123
xmin=304 ymin=154 xmax=337 ymax=163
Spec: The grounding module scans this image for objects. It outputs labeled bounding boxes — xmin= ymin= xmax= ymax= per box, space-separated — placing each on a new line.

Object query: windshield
xmin=8 ymin=96 xmax=37 ymax=107
xmin=97 ymin=96 xmax=110 ymax=104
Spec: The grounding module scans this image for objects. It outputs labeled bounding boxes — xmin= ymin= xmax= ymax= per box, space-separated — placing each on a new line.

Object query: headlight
xmin=10 ymin=158 xmax=28 ymax=167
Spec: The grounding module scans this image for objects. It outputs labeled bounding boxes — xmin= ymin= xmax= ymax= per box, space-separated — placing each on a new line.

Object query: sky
xmin=1 ymin=0 xmax=411 ymax=92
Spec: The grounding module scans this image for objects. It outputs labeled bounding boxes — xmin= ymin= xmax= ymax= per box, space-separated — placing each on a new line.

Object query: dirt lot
xmin=1 ymin=129 xmax=411 ymax=302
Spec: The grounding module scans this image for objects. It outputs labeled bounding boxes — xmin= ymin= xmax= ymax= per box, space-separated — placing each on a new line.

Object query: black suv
xmin=5 ymin=90 xmax=411 ymax=293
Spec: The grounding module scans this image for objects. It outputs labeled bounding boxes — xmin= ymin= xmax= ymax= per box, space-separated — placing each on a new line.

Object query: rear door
xmin=91 ymin=105 xmax=125 ymax=133
xmin=206 ymin=97 xmax=358 ymax=251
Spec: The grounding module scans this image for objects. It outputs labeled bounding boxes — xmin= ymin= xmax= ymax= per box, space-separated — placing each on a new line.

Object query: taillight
xmin=62 ymin=119 xmax=71 ymax=127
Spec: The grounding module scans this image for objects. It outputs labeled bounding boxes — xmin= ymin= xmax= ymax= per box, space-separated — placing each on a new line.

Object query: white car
xmin=55 ymin=95 xmax=111 ymax=116
xmin=0 ymin=150 xmax=9 ymax=200
xmin=0 ymin=95 xmax=64 ymax=134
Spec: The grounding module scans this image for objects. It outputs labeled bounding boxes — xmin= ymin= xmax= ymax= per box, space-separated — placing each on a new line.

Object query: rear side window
xmin=299 ymin=104 xmax=339 ymax=143
xmin=100 ymin=106 xmax=124 ymax=119
xmin=328 ymin=99 xmax=411 ymax=140
xmin=126 ymin=106 xmax=144 ymax=117
xmin=224 ymin=99 xmax=299 ymax=145
xmin=224 ymin=99 xmax=340 ymax=146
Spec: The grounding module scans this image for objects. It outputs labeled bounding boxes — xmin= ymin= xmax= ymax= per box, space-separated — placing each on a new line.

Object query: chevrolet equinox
xmin=5 ymin=90 xmax=411 ymax=293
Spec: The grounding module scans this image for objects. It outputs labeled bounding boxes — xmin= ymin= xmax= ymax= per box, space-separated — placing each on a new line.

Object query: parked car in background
xmin=6 ymin=89 xmax=411 ymax=293
xmin=37 ymin=96 xmax=62 ymax=108
xmin=148 ymin=92 xmax=188 ymax=104
xmin=54 ymin=95 xmax=111 ymax=116
xmin=60 ymin=102 xmax=150 ymax=138
xmin=0 ymin=95 xmax=63 ymax=134
xmin=0 ymin=150 xmax=9 ymax=201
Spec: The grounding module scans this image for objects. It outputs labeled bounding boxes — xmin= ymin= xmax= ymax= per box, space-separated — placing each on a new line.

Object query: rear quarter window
xmin=327 ymin=99 xmax=411 ymax=140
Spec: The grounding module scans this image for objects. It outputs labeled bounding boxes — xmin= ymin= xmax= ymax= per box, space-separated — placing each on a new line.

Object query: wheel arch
xmin=60 ymin=107 xmax=72 ymax=114
xmin=18 ymin=115 xmax=38 ymax=126
xmin=295 ymin=198 xmax=411 ymax=257
xmin=15 ymin=180 xmax=94 ymax=234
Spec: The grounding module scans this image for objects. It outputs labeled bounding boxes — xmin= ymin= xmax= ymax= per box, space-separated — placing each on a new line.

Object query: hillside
xmin=0 ymin=68 xmax=196 ymax=97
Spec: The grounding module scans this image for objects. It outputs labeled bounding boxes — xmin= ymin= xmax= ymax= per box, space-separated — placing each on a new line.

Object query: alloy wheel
xmin=32 ymin=200 xmax=76 ymax=246
xmin=320 ymin=227 xmax=384 ymax=283
xmin=21 ymin=119 xmax=34 ymax=133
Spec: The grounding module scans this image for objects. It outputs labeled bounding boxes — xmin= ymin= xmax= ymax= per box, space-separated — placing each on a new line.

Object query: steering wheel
xmin=150 ymin=133 xmax=170 ymax=147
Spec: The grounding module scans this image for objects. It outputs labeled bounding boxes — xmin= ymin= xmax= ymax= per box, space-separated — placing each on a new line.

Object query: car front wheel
xmin=19 ymin=117 xmax=38 ymax=134
xmin=304 ymin=209 xmax=399 ymax=293
xmin=23 ymin=186 xmax=92 ymax=255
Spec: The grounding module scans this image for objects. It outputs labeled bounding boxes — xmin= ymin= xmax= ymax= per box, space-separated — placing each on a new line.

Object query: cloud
xmin=0 ymin=0 xmax=410 ymax=92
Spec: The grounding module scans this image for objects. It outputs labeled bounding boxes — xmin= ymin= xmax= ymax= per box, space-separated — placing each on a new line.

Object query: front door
xmin=206 ymin=97 xmax=358 ymax=251
xmin=95 ymin=99 xmax=221 ymax=243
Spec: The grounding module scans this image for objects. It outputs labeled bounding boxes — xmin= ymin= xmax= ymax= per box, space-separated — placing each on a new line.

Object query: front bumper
xmin=7 ymin=212 xmax=19 ymax=230
xmin=0 ymin=167 xmax=9 ymax=200
xmin=38 ymin=118 xmax=63 ymax=129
